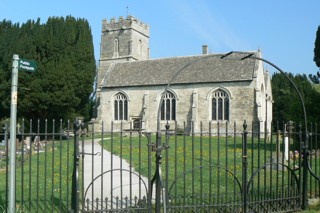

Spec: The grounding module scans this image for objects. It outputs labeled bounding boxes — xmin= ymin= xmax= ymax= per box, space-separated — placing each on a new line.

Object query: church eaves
xmin=102 ymin=52 xmax=258 ymax=88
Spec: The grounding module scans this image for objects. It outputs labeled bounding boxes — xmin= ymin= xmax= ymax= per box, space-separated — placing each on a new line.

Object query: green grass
xmin=101 ymin=133 xmax=306 ymax=208
xmin=301 ymin=200 xmax=320 ymax=213
xmin=0 ymin=132 xmax=319 ymax=212
xmin=0 ymin=138 xmax=74 ymax=212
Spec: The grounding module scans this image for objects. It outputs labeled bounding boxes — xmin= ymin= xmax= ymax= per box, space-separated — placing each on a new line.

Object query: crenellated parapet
xmin=102 ymin=15 xmax=150 ymax=37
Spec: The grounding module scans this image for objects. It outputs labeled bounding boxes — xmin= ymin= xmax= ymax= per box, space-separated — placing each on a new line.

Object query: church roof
xmin=102 ymin=51 xmax=259 ymax=88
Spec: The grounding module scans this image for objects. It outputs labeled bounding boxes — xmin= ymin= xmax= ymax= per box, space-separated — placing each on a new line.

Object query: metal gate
xmin=70 ymin=120 xmax=317 ymax=212
xmin=1 ymin=119 xmax=319 ymax=212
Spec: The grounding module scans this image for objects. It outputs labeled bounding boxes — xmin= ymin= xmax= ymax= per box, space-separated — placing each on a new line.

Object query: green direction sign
xmin=19 ymin=58 xmax=37 ymax=72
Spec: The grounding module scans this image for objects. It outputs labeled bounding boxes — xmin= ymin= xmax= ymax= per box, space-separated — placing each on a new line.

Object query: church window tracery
xmin=161 ymin=91 xmax=176 ymax=121
xmin=212 ymin=89 xmax=229 ymax=121
xmin=114 ymin=92 xmax=128 ymax=120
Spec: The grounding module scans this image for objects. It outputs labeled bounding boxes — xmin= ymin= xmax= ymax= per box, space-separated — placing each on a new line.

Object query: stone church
xmin=94 ymin=15 xmax=273 ymax=134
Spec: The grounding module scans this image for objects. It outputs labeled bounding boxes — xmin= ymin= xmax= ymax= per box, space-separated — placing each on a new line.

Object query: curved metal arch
xmin=246 ymin=162 xmax=300 ymax=194
xmin=153 ymin=50 xmax=312 ymax=210
xmin=221 ymin=51 xmax=307 ymax=132
xmin=167 ymin=164 xmax=242 ymax=197
xmin=156 ymin=55 xmax=217 ymax=131
xmin=221 ymin=51 xmax=312 ymax=209
xmin=84 ymin=168 xmax=149 ymax=201
xmin=307 ymin=155 xmax=320 ymax=181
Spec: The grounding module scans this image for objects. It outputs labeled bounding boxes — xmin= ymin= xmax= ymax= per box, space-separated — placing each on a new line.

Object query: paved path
xmin=81 ymin=139 xmax=152 ymax=208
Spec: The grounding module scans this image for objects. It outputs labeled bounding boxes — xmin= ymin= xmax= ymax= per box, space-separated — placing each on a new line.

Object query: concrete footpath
xmin=81 ymin=139 xmax=151 ymax=208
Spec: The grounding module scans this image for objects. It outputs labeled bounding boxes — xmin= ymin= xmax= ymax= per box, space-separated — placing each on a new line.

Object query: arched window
xmin=138 ymin=39 xmax=142 ymax=55
xmin=161 ymin=91 xmax=176 ymax=121
xmin=114 ymin=38 xmax=119 ymax=57
xmin=212 ymin=89 xmax=229 ymax=121
xmin=114 ymin=92 xmax=128 ymax=120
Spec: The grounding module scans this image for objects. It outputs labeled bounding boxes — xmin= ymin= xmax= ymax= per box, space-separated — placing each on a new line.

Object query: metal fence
xmin=0 ymin=119 xmax=319 ymax=212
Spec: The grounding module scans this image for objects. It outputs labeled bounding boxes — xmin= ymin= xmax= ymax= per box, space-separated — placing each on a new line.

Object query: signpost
xmin=8 ymin=55 xmax=36 ymax=213
xmin=19 ymin=58 xmax=37 ymax=72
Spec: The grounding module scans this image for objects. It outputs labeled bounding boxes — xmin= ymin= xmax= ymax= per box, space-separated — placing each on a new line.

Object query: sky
xmin=0 ymin=0 xmax=319 ymax=76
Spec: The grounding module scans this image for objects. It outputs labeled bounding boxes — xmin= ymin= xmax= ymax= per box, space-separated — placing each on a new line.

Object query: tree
xmin=0 ymin=16 xmax=96 ymax=122
xmin=272 ymin=72 xmax=320 ymax=128
xmin=309 ymin=26 xmax=320 ymax=83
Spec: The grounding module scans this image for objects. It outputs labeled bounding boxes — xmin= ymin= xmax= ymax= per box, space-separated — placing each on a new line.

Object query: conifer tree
xmin=272 ymin=72 xmax=320 ymax=127
xmin=309 ymin=26 xmax=320 ymax=83
xmin=0 ymin=16 xmax=96 ymax=122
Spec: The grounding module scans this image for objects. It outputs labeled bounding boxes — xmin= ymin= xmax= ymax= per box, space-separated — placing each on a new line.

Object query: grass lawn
xmin=101 ymin=132 xmax=305 ymax=208
xmin=0 ymin=131 xmax=319 ymax=212
xmin=0 ymin=138 xmax=74 ymax=212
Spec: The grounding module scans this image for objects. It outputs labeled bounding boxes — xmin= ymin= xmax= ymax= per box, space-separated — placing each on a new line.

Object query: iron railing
xmin=0 ymin=119 xmax=319 ymax=212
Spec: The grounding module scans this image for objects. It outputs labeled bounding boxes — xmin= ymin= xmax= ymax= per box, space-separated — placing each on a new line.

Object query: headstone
xmin=24 ymin=137 xmax=31 ymax=150
xmin=34 ymin=136 xmax=41 ymax=150
xmin=284 ymin=136 xmax=289 ymax=161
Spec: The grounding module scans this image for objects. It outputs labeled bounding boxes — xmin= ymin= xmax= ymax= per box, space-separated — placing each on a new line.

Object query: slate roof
xmin=102 ymin=52 xmax=258 ymax=88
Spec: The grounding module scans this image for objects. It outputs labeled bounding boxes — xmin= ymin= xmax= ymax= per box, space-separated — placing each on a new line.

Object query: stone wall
xmin=98 ymin=81 xmax=261 ymax=133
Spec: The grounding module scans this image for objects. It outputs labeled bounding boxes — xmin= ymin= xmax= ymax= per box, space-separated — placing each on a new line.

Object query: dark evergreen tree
xmin=0 ymin=20 xmax=19 ymax=118
xmin=272 ymin=72 xmax=320 ymax=128
xmin=0 ymin=16 xmax=96 ymax=122
xmin=309 ymin=26 xmax=320 ymax=83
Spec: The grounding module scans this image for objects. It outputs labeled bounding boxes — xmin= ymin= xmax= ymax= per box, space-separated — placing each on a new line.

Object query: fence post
xmin=151 ymin=122 xmax=170 ymax=213
xmin=242 ymin=120 xmax=248 ymax=213
xmin=71 ymin=120 xmax=80 ymax=212
xmin=155 ymin=129 xmax=162 ymax=213
xmin=146 ymin=132 xmax=153 ymax=213
xmin=4 ymin=123 xmax=9 ymax=212
xmin=302 ymin=125 xmax=309 ymax=209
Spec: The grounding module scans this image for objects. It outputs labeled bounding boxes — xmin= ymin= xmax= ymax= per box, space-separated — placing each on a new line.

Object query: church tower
xmin=97 ymin=15 xmax=150 ymax=90
xmin=99 ymin=15 xmax=150 ymax=66
xmin=94 ymin=16 xmax=150 ymax=119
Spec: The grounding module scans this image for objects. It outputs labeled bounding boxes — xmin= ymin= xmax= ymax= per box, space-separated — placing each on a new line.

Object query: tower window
xmin=137 ymin=39 xmax=142 ymax=56
xmin=114 ymin=38 xmax=119 ymax=57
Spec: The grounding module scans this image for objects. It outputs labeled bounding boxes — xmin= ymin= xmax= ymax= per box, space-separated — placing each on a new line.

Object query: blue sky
xmin=1 ymin=0 xmax=319 ymax=75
